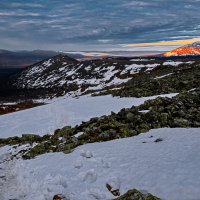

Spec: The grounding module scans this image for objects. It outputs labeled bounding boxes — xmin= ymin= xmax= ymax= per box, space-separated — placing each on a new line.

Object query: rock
xmin=54 ymin=129 xmax=61 ymax=135
xmin=23 ymin=143 xmax=46 ymax=159
xmin=129 ymin=130 xmax=138 ymax=136
xmin=174 ymin=118 xmax=190 ymax=127
xmin=160 ymin=113 xmax=168 ymax=125
xmin=154 ymin=138 xmax=163 ymax=143
xmin=99 ymin=132 xmax=110 ymax=140
xmin=22 ymin=134 xmax=41 ymax=141
xmin=176 ymin=110 xmax=186 ymax=118
xmin=57 ymin=126 xmax=74 ymax=138
xmin=137 ymin=123 xmax=150 ymax=133
xmin=106 ymin=183 xmax=120 ymax=197
xmin=115 ymin=189 xmax=160 ymax=200
xmin=53 ymin=194 xmax=67 ymax=200
xmin=53 ymin=194 xmax=62 ymax=200
xmin=193 ymin=121 xmax=200 ymax=127
xmin=126 ymin=112 xmax=135 ymax=121
xmin=106 ymin=177 xmax=121 ymax=197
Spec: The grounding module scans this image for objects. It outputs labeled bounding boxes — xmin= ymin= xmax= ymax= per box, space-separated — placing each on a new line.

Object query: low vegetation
xmin=1 ymin=88 xmax=199 ymax=159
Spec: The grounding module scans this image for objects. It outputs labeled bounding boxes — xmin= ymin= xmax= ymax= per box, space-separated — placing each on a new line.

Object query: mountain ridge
xmin=4 ymin=53 xmax=198 ymax=100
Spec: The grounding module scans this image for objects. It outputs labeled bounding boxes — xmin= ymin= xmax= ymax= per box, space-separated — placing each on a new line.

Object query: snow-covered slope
xmin=0 ymin=93 xmax=177 ymax=138
xmin=11 ymin=55 xmax=161 ymax=92
xmin=1 ymin=128 xmax=200 ymax=200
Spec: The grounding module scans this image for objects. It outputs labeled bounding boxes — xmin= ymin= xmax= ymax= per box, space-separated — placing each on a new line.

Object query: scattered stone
xmin=174 ymin=118 xmax=190 ymax=127
xmin=106 ymin=177 xmax=121 ymax=197
xmin=154 ymin=138 xmax=163 ymax=143
xmin=126 ymin=112 xmax=135 ymax=121
xmin=53 ymin=194 xmax=62 ymax=200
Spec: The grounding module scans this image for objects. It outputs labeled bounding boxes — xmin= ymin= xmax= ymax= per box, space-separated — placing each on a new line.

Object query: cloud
xmin=0 ymin=0 xmax=200 ymax=50
xmin=10 ymin=2 xmax=44 ymax=8
xmin=0 ymin=11 xmax=40 ymax=17
xmin=127 ymin=38 xmax=200 ymax=47
xmin=121 ymin=1 xmax=151 ymax=7
xmin=98 ymin=39 xmax=113 ymax=44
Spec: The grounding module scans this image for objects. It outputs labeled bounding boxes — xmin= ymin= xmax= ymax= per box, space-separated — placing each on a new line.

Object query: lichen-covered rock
xmin=21 ymin=134 xmax=41 ymax=141
xmin=55 ymin=126 xmax=74 ymax=138
xmin=173 ymin=118 xmax=190 ymax=127
xmin=160 ymin=113 xmax=169 ymax=126
xmin=22 ymin=143 xmax=46 ymax=159
xmin=115 ymin=189 xmax=160 ymax=200
xmin=126 ymin=112 xmax=135 ymax=121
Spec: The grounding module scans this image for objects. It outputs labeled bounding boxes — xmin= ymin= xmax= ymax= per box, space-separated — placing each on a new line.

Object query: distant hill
xmin=0 ymin=50 xmax=63 ymax=68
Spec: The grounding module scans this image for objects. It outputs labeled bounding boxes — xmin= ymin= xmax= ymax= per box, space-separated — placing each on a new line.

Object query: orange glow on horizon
xmin=127 ymin=38 xmax=200 ymax=47
xmin=82 ymin=53 xmax=110 ymax=57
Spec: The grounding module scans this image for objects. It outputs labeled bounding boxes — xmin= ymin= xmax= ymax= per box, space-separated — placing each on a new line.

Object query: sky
xmin=0 ymin=0 xmax=200 ymax=51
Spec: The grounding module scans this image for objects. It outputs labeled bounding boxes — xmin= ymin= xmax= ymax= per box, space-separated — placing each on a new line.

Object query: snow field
xmin=1 ymin=128 xmax=200 ymax=200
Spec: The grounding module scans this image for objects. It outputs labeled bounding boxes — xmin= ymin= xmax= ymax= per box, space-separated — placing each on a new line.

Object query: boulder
xmin=115 ymin=189 xmax=160 ymax=200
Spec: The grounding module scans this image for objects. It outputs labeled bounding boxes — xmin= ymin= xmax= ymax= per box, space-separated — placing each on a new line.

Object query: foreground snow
xmin=0 ymin=94 xmax=177 ymax=138
xmin=1 ymin=128 xmax=200 ymax=200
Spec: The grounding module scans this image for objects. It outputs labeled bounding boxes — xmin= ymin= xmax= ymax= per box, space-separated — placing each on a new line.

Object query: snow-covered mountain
xmin=164 ymin=41 xmax=200 ymax=57
xmin=10 ymin=55 xmax=161 ymax=95
xmin=9 ymin=54 xmax=196 ymax=98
